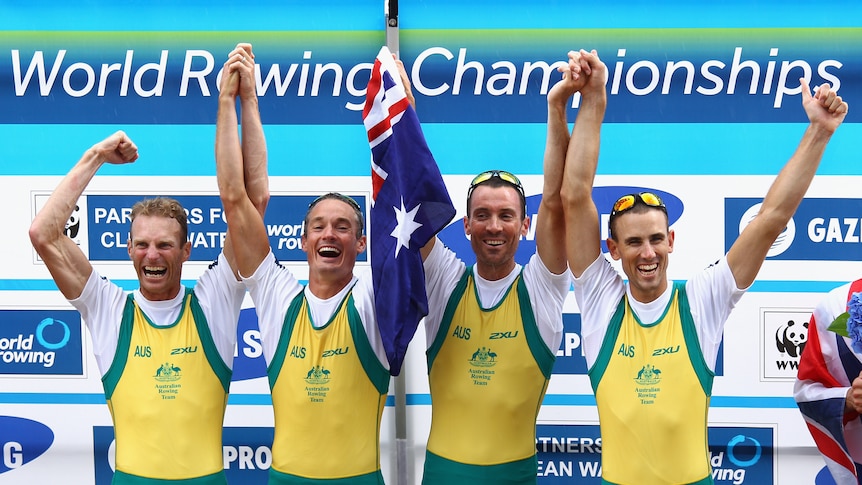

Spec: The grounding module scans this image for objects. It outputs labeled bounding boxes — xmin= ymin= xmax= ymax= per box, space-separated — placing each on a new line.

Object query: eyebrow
xmin=309 ymin=215 xmax=354 ymax=226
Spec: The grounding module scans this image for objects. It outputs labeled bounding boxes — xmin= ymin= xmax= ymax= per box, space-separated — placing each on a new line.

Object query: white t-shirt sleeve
xmin=523 ymin=252 xmax=570 ymax=353
xmin=685 ymin=257 xmax=747 ymax=370
xmin=69 ymin=270 xmax=128 ymax=376
xmin=242 ymin=251 xmax=303 ymax=364
xmin=193 ymin=252 xmax=247 ymax=369
xmin=352 ymin=268 xmax=389 ymax=370
xmin=573 ymin=255 xmax=626 ymax=368
xmin=423 ymin=239 xmax=466 ymax=346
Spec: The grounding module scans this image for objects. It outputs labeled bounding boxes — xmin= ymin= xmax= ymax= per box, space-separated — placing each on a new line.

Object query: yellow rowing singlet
xmin=103 ymin=289 xmax=230 ymax=484
xmin=424 ymin=268 xmax=555 ymax=484
xmin=267 ymin=290 xmax=389 ymax=484
xmin=590 ymin=282 xmax=714 ymax=485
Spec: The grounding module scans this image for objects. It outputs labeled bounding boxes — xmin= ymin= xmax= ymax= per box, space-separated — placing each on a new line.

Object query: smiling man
xmin=216 ymin=44 xmax=405 ymax=484
xmin=28 ymin=131 xmax=263 ymax=483
xmin=416 ymin=51 xmax=599 ymax=484
xmin=561 ymin=49 xmax=849 ymax=485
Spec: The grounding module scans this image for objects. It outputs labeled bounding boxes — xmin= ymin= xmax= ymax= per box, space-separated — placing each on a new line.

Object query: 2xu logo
xmin=0 ymin=416 xmax=53 ymax=473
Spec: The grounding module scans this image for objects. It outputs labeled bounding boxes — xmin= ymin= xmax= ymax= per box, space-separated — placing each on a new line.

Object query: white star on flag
xmin=390 ymin=197 xmax=423 ymax=258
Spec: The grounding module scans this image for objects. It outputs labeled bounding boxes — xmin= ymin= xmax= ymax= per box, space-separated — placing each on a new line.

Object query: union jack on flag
xmin=795 ymin=279 xmax=862 ymax=484
xmin=362 ymin=46 xmax=455 ymax=376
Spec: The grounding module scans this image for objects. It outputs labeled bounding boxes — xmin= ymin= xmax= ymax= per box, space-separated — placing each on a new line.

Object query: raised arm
xmin=726 ymin=79 xmax=848 ymax=288
xmin=216 ymin=44 xmax=271 ymax=278
xmin=560 ymin=49 xmax=608 ymax=277
xmin=29 ymin=131 xmax=139 ymax=298
xmin=535 ymin=51 xmax=588 ymax=274
xmin=237 ymin=43 xmax=269 ymax=219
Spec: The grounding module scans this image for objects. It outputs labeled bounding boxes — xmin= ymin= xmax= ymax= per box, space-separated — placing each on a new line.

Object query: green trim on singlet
xmin=421 ymin=450 xmax=537 ymax=485
xmin=426 ymin=269 xmax=472 ymax=371
xmin=602 ymin=473 xmax=713 ymax=485
xmin=268 ymin=467 xmax=384 ymax=484
xmin=267 ymin=290 xmax=306 ymax=389
xmin=515 ymin=274 xmax=556 ymax=379
xmin=588 ymin=296 xmax=627 ymax=393
xmin=188 ymin=288 xmax=232 ymax=393
xmin=102 ymin=295 xmax=136 ymax=400
xmin=111 ymin=469 xmax=227 ymax=484
xmin=345 ymin=293 xmax=390 ymax=394
xmin=675 ymin=282 xmax=715 ymax=396
xmin=588 ymin=282 xmax=716 ymax=396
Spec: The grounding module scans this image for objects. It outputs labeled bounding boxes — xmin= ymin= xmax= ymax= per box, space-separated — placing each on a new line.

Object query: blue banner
xmin=536 ymin=424 xmax=774 ymax=483
xmin=81 ymin=194 xmax=367 ymax=263
xmin=2 ymin=29 xmax=859 ymax=125
xmin=0 ymin=310 xmax=83 ymax=376
xmin=725 ymin=198 xmax=862 ymax=261
xmin=0 ymin=416 xmax=54 ymax=474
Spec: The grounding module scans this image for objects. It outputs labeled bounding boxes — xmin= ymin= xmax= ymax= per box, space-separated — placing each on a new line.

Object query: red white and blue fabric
xmin=795 ymin=279 xmax=862 ymax=484
xmin=362 ymin=46 xmax=455 ymax=376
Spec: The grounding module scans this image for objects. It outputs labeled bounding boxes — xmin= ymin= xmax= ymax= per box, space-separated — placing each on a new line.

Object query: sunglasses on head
xmin=308 ymin=192 xmax=362 ymax=213
xmin=610 ymin=192 xmax=666 ymax=217
xmin=607 ymin=192 xmax=667 ymax=238
xmin=467 ymin=170 xmax=524 ymax=199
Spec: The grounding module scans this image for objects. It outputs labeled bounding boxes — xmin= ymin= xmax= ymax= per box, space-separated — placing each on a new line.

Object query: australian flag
xmin=362 ymin=46 xmax=455 ymax=376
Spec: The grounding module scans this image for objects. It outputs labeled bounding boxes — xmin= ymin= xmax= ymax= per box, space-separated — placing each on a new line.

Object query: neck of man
xmin=308 ymin=273 xmax=354 ymax=300
xmin=475 ymin=260 xmax=516 ymax=282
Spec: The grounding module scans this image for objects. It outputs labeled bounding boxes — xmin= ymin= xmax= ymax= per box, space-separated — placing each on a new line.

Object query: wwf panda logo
xmin=775 ymin=319 xmax=808 ymax=358
xmin=64 ymin=205 xmax=81 ymax=239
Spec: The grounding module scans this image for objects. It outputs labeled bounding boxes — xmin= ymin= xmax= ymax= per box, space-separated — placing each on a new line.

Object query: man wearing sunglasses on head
xmin=417 ymin=52 xmax=595 ymax=484
xmin=561 ymin=48 xmax=849 ymax=484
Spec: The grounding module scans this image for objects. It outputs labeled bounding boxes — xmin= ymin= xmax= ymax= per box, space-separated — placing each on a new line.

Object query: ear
xmin=181 ymin=241 xmax=191 ymax=263
xmin=606 ymin=237 xmax=621 ymax=260
xmin=127 ymin=239 xmax=133 ymax=259
xmin=301 ymin=234 xmax=308 ymax=253
xmin=356 ymin=235 xmax=367 ymax=254
xmin=463 ymin=215 xmax=471 ymax=236
xmin=667 ymin=228 xmax=675 ymax=253
xmin=520 ymin=215 xmax=530 ymax=237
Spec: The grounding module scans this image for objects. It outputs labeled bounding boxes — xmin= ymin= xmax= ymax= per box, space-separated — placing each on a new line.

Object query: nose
xmin=321 ymin=224 xmax=336 ymax=239
xmin=145 ymin=245 xmax=160 ymax=260
xmin=487 ymin=215 xmax=502 ymax=232
xmin=641 ymin=242 xmax=657 ymax=259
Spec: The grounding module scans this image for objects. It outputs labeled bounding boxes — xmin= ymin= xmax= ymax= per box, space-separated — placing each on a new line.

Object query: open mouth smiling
xmin=143 ymin=266 xmax=167 ymax=277
xmin=638 ymin=263 xmax=658 ymax=275
xmin=318 ymin=246 xmax=342 ymax=258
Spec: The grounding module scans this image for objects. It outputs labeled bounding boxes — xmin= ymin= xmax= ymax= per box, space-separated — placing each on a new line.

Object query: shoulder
xmin=524 ymin=253 xmax=570 ymax=291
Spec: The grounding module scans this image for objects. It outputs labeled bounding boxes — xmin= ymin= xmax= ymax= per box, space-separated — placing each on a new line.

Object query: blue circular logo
xmin=727 ymin=434 xmax=762 ymax=467
xmin=36 ymin=318 xmax=70 ymax=350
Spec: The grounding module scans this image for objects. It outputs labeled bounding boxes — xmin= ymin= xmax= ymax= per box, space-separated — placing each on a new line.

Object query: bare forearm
xmin=216 ymin=95 xmax=247 ymax=204
xmin=561 ymin=92 xmax=606 ymax=277
xmin=759 ymin=123 xmax=833 ymax=228
xmin=30 ymin=149 xmax=104 ymax=246
xmin=563 ymin=95 xmax=605 ymax=205
xmin=726 ymin=113 xmax=840 ymax=289
xmin=240 ymin=96 xmax=269 ymax=216
xmin=542 ymin=101 xmax=570 ymax=202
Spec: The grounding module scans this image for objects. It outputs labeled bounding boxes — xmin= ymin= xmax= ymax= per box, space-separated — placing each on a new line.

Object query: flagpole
xmin=386 ymin=0 xmax=400 ymax=57
xmin=384 ymin=3 xmax=411 ymax=483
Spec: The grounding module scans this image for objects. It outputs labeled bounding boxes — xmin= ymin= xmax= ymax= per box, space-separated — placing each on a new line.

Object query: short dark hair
xmin=303 ymin=193 xmax=364 ymax=238
xmin=466 ymin=174 xmax=526 ymax=220
xmin=608 ymin=202 xmax=668 ymax=241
